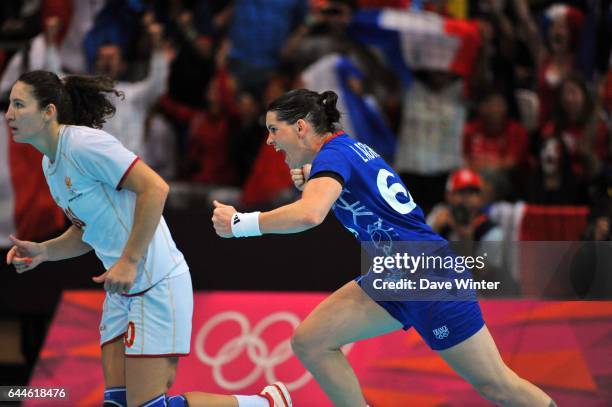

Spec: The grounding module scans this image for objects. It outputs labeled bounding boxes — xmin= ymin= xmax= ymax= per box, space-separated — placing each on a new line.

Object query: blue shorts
xmin=357 ymin=277 xmax=485 ymax=350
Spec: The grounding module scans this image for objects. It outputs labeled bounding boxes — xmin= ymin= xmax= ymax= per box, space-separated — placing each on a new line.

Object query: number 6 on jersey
xmin=377 ymin=169 xmax=417 ymax=214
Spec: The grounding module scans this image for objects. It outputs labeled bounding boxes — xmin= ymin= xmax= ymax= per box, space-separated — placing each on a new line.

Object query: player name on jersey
xmin=349 ymin=142 xmax=380 ymax=163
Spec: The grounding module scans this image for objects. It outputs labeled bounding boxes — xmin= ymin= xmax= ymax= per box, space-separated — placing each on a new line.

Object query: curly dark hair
xmin=17 ymin=70 xmax=124 ymax=129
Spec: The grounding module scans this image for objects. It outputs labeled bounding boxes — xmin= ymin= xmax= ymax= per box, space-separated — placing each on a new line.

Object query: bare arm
xmin=118 ymin=160 xmax=169 ymax=264
xmin=212 ymin=175 xmax=342 ymax=237
xmin=513 ymin=0 xmax=543 ymax=66
xmin=91 ymin=160 xmax=169 ymax=293
xmin=6 ymin=225 xmax=92 ymax=273
xmin=126 ymin=23 xmax=172 ymax=105
xmin=259 ymin=176 xmax=342 ymax=233
xmin=42 ymin=225 xmax=92 ymax=261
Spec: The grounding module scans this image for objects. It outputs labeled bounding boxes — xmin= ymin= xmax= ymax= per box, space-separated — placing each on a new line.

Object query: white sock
xmin=233 ymin=394 xmax=269 ymax=407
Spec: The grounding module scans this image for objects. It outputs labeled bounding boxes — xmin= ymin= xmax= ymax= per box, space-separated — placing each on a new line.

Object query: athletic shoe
xmin=260 ymin=382 xmax=292 ymax=407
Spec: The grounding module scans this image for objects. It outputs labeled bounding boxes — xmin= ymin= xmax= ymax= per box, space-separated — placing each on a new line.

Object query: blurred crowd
xmin=0 ymin=0 xmax=611 ymax=245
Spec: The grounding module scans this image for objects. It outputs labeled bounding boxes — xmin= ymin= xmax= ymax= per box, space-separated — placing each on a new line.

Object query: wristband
xmin=230 ymin=211 xmax=262 ymax=237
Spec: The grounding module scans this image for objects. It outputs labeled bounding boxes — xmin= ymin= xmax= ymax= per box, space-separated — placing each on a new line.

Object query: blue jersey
xmin=310 ymin=132 xmax=445 ymax=252
xmin=310 ymin=133 xmax=485 ymax=351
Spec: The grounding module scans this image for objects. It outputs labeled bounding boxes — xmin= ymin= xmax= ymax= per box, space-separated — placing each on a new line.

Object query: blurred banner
xmin=348 ymin=9 xmax=482 ymax=85
xmin=29 ymin=291 xmax=612 ymax=406
xmin=302 ymin=54 xmax=397 ymax=160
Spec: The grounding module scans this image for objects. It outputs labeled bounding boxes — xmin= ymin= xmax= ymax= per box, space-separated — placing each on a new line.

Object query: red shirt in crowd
xmin=463 ymin=118 xmax=528 ymax=170
xmin=159 ymin=69 xmax=239 ymax=184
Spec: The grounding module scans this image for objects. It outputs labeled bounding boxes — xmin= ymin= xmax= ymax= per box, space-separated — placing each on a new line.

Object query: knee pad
xmin=167 ymin=394 xmax=188 ymax=407
xmin=104 ymin=387 xmax=126 ymax=407
xmin=138 ymin=394 xmax=166 ymax=407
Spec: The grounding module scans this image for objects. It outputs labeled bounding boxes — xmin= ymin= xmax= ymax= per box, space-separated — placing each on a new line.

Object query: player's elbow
xmin=301 ymin=210 xmax=326 ymax=228
xmin=152 ymin=178 xmax=169 ymax=201
xmin=297 ymin=199 xmax=330 ymax=229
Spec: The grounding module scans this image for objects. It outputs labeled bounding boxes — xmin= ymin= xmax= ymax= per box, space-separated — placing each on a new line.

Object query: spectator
xmin=427 ymin=168 xmax=501 ymax=242
xmin=570 ymin=205 xmax=612 ymax=299
xmin=0 ymin=0 xmax=41 ymax=42
xmin=165 ymin=9 xmax=215 ymax=107
xmin=300 ymin=53 xmax=397 ymax=161
xmin=281 ymin=0 xmax=357 ymax=75
xmin=427 ymin=168 xmax=511 ymax=295
xmin=229 ymin=91 xmax=266 ymax=185
xmin=56 ymin=0 xmax=104 ymax=74
xmin=240 ymin=73 xmax=294 ymax=207
xmin=159 ymin=68 xmax=239 ymax=185
xmin=0 ymin=0 xmax=102 ymax=79
xmin=526 ymin=136 xmax=589 ymax=205
xmin=154 ymin=2 xmax=232 ymax=107
xmin=83 ymin=0 xmax=145 ymax=74
xmin=98 ymin=21 xmax=173 ymax=158
xmin=40 ymin=1 xmax=72 ymax=47
xmin=143 ymin=106 xmax=178 ymax=181
xmin=540 ymin=74 xmax=609 ymax=181
xmin=0 ymin=14 xmax=63 ymax=97
xmin=532 ymin=4 xmax=585 ymax=125
xmin=395 ymin=70 xmax=467 ymax=214
xmin=582 ymin=205 xmax=611 ymax=241
xmin=463 ymin=89 xmax=529 ymax=196
xmin=470 ymin=0 xmax=520 ymax=117
xmin=225 ymin=0 xmax=307 ymax=95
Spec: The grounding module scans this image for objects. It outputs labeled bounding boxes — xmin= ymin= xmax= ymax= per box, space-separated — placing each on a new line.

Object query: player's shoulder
xmin=63 ymin=125 xmax=113 ymax=140
xmin=321 ymin=133 xmax=354 ymax=153
xmin=314 ymin=141 xmax=350 ymax=165
xmin=63 ymin=125 xmax=119 ymax=151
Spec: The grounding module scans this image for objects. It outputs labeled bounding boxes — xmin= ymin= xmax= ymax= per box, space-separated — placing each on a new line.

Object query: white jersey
xmin=394 ymin=79 xmax=466 ymax=175
xmin=42 ymin=125 xmax=188 ymax=294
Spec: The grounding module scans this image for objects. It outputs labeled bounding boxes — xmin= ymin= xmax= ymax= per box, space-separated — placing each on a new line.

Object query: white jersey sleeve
xmin=70 ymin=129 xmax=139 ymax=190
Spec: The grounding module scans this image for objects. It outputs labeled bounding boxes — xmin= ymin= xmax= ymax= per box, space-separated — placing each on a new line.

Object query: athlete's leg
xmin=438 ymin=325 xmax=556 ymax=406
xmin=125 ymin=273 xmax=290 ymax=407
xmin=126 ymin=356 xmax=282 ymax=407
xmin=126 ymin=356 xmax=242 ymax=406
xmin=100 ymin=292 xmax=129 ymax=406
xmin=125 ymin=356 xmax=175 ymax=406
xmin=185 ymin=383 xmax=290 ymax=407
xmin=102 ymin=339 xmax=126 ymax=387
xmin=291 ymin=281 xmax=403 ymax=407
xmin=183 ymin=392 xmax=238 ymax=407
xmin=102 ymin=339 xmax=127 ymax=406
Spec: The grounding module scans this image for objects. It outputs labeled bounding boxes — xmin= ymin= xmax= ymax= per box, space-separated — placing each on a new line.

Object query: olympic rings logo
xmin=195 ymin=311 xmax=353 ymax=391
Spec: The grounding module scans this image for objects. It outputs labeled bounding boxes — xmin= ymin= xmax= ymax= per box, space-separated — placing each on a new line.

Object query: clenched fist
xmin=211 ymin=200 xmax=236 ymax=238
xmin=290 ymin=164 xmax=311 ymax=191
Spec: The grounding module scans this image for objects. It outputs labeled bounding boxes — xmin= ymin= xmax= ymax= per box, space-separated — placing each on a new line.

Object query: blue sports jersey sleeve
xmin=310 ymin=147 xmax=351 ymax=185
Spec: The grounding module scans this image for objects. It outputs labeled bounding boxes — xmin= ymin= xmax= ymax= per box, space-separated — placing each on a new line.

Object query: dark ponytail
xmin=318 ymin=90 xmax=341 ymax=126
xmin=267 ymin=89 xmax=341 ymax=134
xmin=63 ymin=75 xmax=123 ymax=128
xmin=17 ymin=70 xmax=124 ymax=129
